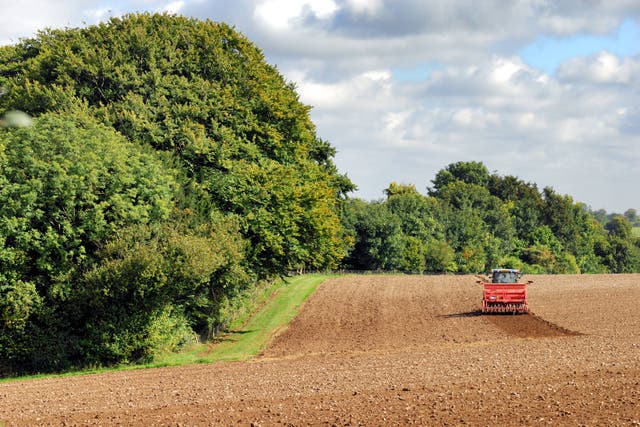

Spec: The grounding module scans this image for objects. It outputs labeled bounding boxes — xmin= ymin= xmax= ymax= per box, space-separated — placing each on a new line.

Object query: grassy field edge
xmin=198 ymin=273 xmax=332 ymax=362
xmin=0 ymin=273 xmax=333 ymax=383
xmin=153 ymin=273 xmax=332 ymax=366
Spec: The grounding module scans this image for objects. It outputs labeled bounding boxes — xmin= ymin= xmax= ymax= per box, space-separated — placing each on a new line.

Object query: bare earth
xmin=2 ymin=274 xmax=640 ymax=426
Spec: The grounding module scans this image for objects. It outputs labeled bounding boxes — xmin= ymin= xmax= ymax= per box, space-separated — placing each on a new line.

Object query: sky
xmin=1 ymin=0 xmax=639 ymax=213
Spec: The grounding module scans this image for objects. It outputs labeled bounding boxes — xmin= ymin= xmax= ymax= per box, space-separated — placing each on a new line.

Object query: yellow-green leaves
xmin=0 ymin=110 xmax=32 ymax=128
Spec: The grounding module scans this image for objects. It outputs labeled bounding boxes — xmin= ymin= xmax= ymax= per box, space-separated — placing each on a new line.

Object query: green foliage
xmin=0 ymin=112 xmax=183 ymax=373
xmin=429 ymin=161 xmax=490 ymax=197
xmin=496 ymin=255 xmax=524 ymax=270
xmin=341 ymin=161 xmax=638 ymax=275
xmin=386 ymin=187 xmax=444 ymax=242
xmin=554 ymin=252 xmax=580 ymax=274
xmin=606 ymin=215 xmax=633 ymax=239
xmin=0 ymin=12 xmax=352 ymax=277
xmin=424 ymin=240 xmax=457 ymax=272
xmin=0 ymin=13 xmax=352 ymax=375
xmin=593 ymin=208 xmax=640 ymax=228
xmin=384 ymin=182 xmax=418 ymax=197
xmin=0 ymin=111 xmax=254 ymax=374
xmin=623 ymin=209 xmax=639 ymax=226
xmin=0 ymin=280 xmax=40 ymax=331
xmin=0 ymin=111 xmax=175 ymax=286
xmin=342 ymin=200 xmax=404 ymax=270
xmin=75 ymin=220 xmax=246 ymax=364
xmin=398 ymin=235 xmax=426 ymax=273
xmin=144 ymin=307 xmax=198 ymax=359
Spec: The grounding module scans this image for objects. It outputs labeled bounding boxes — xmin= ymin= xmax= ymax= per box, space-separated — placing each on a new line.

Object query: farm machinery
xmin=479 ymin=268 xmax=531 ymax=314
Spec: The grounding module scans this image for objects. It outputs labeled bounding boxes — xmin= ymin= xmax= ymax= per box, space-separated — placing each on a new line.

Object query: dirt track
xmin=2 ymin=274 xmax=640 ymax=425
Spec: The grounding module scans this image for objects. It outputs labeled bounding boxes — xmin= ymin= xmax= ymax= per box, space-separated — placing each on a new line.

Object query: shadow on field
xmin=438 ymin=311 xmax=582 ymax=338
xmin=485 ymin=313 xmax=583 ymax=338
xmin=439 ymin=310 xmax=483 ymax=318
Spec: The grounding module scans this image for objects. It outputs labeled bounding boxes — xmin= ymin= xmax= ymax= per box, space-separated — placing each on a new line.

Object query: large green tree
xmin=341 ymin=199 xmax=405 ymax=271
xmin=0 ymin=13 xmax=355 ymax=373
xmin=0 ymin=13 xmax=353 ymax=276
xmin=0 ymin=112 xmax=189 ymax=373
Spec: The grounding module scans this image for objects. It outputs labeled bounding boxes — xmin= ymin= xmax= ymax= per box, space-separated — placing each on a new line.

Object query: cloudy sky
xmin=1 ymin=0 xmax=639 ymax=212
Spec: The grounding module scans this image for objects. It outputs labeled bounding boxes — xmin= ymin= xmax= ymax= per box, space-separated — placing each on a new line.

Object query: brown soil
xmin=2 ymin=274 xmax=640 ymax=426
xmin=484 ymin=312 xmax=581 ymax=338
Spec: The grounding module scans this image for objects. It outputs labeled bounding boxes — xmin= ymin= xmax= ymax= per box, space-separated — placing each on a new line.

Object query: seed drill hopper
xmin=480 ymin=268 xmax=530 ymax=314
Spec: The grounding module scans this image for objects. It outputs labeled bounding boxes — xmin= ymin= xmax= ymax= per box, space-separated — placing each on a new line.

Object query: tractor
xmin=480 ymin=268 xmax=531 ymax=314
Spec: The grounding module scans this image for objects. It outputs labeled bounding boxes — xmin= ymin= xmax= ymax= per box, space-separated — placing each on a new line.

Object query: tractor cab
xmin=491 ymin=268 xmax=521 ymax=284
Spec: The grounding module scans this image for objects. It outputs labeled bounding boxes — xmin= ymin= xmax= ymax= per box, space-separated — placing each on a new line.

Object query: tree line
xmin=0 ymin=14 xmax=638 ymax=375
xmin=340 ymin=161 xmax=640 ymax=275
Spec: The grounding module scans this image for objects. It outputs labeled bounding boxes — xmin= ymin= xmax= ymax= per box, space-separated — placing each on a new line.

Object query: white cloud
xmin=294 ymin=68 xmax=394 ymax=111
xmin=254 ymin=0 xmax=338 ymax=30
xmin=558 ymin=51 xmax=640 ymax=84
xmin=344 ymin=0 xmax=383 ymax=15
xmin=162 ymin=1 xmax=185 ymax=14
xmin=1 ymin=0 xmax=640 ymax=211
xmin=0 ymin=0 xmax=192 ymax=44
xmin=384 ymin=110 xmax=411 ymax=133
xmin=0 ymin=0 xmax=84 ymax=44
xmin=83 ymin=8 xmax=115 ymax=22
xmin=489 ymin=57 xmax=524 ymax=83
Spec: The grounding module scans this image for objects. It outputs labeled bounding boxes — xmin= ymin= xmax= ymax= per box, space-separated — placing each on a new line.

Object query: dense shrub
xmin=0 ymin=112 xmax=181 ymax=372
xmin=0 ymin=13 xmax=352 ymax=374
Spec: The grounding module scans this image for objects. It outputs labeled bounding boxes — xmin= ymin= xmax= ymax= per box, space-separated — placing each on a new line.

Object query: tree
xmin=591 ymin=208 xmax=608 ymax=225
xmin=342 ymin=164 xmax=637 ymax=275
xmin=0 ymin=111 xmax=177 ymax=290
xmin=429 ymin=161 xmax=490 ymax=197
xmin=341 ymin=200 xmax=404 ymax=271
xmin=431 ymin=181 xmax=494 ymax=273
xmin=488 ymin=174 xmax=544 ymax=244
xmin=424 ymin=240 xmax=457 ymax=273
xmin=542 ymin=187 xmax=583 ymax=253
xmin=386 ymin=187 xmax=443 ymax=242
xmin=384 ymin=182 xmax=418 ymax=198
xmin=398 ymin=235 xmax=426 ymax=273
xmin=0 ymin=111 xmax=186 ymax=373
xmin=606 ymin=215 xmax=633 ymax=239
xmin=623 ymin=209 xmax=638 ymax=226
xmin=0 ymin=13 xmax=353 ymax=278
xmin=600 ymin=215 xmax=640 ymax=273
xmin=75 ymin=218 xmax=247 ymax=364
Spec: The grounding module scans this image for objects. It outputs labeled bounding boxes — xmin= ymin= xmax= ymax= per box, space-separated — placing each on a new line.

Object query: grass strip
xmin=201 ymin=273 xmax=330 ymax=362
xmin=129 ymin=273 xmax=331 ymax=366
xmin=1 ymin=273 xmax=331 ymax=382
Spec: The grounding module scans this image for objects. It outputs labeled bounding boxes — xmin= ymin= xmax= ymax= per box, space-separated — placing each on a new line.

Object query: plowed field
xmin=2 ymin=274 xmax=640 ymax=425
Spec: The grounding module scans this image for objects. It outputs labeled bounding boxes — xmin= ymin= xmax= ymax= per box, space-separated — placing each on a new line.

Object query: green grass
xmin=150 ymin=273 xmax=331 ymax=366
xmin=1 ymin=273 xmax=332 ymax=382
xmin=201 ymin=273 xmax=329 ymax=361
xmin=632 ymin=227 xmax=640 ymax=238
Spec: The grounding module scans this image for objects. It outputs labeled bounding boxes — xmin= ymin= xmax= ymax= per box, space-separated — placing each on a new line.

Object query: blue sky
xmin=392 ymin=63 xmax=445 ymax=83
xmin=520 ymin=18 xmax=640 ymax=75
xmin=392 ymin=18 xmax=640 ymax=83
xmin=1 ymin=0 xmax=639 ymax=212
